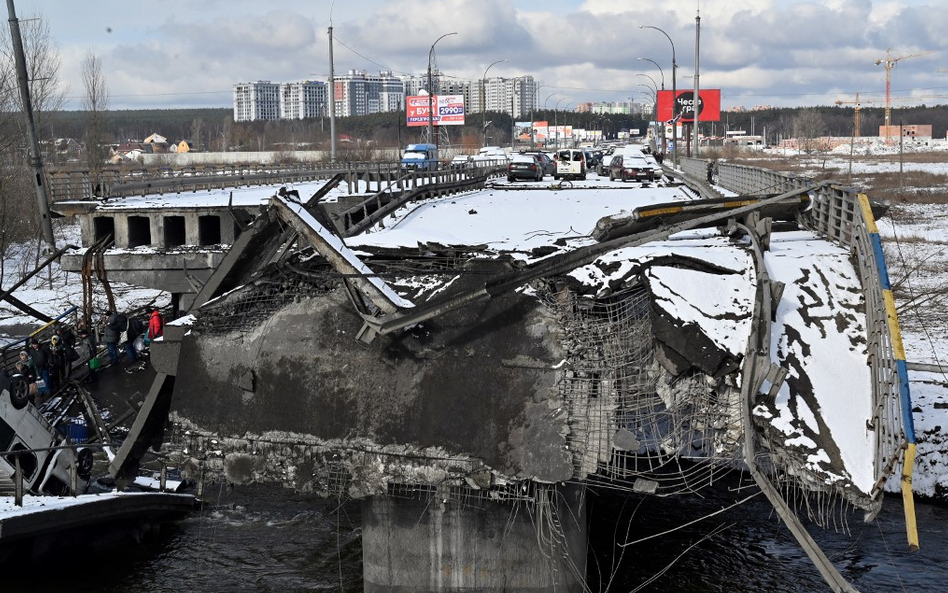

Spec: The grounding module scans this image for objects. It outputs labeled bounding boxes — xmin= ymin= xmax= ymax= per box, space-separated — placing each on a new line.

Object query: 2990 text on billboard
xmin=406 ymin=95 xmax=466 ymax=127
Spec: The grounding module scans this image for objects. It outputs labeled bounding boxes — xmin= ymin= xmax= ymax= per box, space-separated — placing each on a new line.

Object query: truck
xmin=400 ymin=143 xmax=439 ymax=173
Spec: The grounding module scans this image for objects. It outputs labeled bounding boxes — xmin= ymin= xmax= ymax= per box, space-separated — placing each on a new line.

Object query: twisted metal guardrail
xmin=681 ymin=156 xmax=917 ymax=549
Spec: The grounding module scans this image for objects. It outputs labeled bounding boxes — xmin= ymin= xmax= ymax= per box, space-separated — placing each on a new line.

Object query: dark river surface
xmin=5 ymin=480 xmax=944 ymax=593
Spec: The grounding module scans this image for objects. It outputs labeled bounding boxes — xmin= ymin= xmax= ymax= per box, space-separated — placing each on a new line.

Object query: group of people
xmin=9 ymin=308 xmax=164 ymax=399
xmin=101 ymin=309 xmax=164 ymax=367
xmin=15 ymin=323 xmax=88 ymax=397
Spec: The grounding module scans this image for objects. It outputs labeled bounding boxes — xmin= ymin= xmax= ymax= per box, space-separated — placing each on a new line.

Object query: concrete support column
xmin=114 ymin=214 xmax=129 ymax=248
xmin=362 ymin=484 xmax=587 ymax=593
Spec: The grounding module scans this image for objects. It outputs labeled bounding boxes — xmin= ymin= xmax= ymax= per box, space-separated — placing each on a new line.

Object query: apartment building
xmin=234 ymin=74 xmax=536 ymax=122
xmin=280 ymin=80 xmax=328 ymax=120
xmin=233 ymin=81 xmax=280 ymax=122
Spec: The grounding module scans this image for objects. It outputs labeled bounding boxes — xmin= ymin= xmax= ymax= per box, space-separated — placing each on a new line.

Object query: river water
xmin=5 ymin=480 xmax=944 ymax=592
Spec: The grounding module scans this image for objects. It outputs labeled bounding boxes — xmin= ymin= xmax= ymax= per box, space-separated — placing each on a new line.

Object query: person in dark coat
xmin=77 ymin=328 xmax=99 ymax=383
xmin=29 ymin=338 xmax=52 ymax=395
xmin=15 ymin=350 xmax=38 ymax=399
xmin=103 ymin=311 xmax=122 ymax=365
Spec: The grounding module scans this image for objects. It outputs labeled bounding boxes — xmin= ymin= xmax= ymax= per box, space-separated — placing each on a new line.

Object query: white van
xmin=554 ymin=149 xmax=587 ymax=180
xmin=0 ymin=371 xmax=93 ymax=495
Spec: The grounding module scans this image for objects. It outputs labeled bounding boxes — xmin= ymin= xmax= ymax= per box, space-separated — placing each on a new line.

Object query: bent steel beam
xmin=357 ymin=183 xmax=825 ymax=341
xmin=270 ymin=195 xmax=413 ymax=317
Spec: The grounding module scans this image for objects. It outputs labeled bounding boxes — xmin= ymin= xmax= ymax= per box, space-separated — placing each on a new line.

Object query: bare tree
xmin=190 ymin=117 xmax=204 ymax=150
xmin=81 ymin=51 xmax=110 ymax=191
xmin=793 ymin=109 xmax=825 ymax=154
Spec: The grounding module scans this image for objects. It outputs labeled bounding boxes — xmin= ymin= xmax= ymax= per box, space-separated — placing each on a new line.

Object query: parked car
xmin=554 ymin=149 xmax=587 ymax=180
xmin=584 ymin=151 xmax=599 ymax=171
xmin=596 ymin=147 xmax=616 ymax=175
xmin=608 ymin=153 xmax=655 ymax=182
xmin=449 ymin=155 xmax=475 ymax=170
xmin=507 ymin=154 xmax=544 ymax=182
xmin=519 ymin=151 xmax=555 ymax=176
xmin=642 ymin=153 xmax=664 ymax=179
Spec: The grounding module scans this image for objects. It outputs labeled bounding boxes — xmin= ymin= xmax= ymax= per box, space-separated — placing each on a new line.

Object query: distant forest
xmin=36 ymin=103 xmax=948 ymax=156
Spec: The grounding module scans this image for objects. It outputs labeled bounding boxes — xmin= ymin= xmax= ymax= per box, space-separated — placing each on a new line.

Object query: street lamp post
xmin=482 ymin=59 xmax=507 ymax=148
xmin=427 ymin=32 xmax=457 ymax=156
xmin=636 ymin=57 xmax=665 ymax=89
xmin=640 ymin=25 xmax=677 ymax=166
xmin=554 ymin=97 xmax=571 ymax=149
xmin=530 ymin=84 xmax=548 ymax=149
xmin=637 ymin=74 xmax=659 ymax=149
xmin=638 ymin=57 xmax=666 ymax=154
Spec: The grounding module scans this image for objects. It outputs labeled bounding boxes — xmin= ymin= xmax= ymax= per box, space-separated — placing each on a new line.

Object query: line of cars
xmin=450 ymin=144 xmax=664 ymax=184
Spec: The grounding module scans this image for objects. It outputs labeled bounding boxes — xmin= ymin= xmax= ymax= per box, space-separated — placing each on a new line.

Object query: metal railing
xmin=681 ymin=156 xmax=911 ymax=501
xmin=46 ymin=160 xmax=508 ymax=202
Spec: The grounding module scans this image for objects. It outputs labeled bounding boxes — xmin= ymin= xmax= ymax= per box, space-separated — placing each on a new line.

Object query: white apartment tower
xmin=233 ymin=81 xmax=281 ymax=122
xmin=280 ymin=80 xmax=327 ymax=120
xmin=482 ymin=76 xmax=537 ymax=119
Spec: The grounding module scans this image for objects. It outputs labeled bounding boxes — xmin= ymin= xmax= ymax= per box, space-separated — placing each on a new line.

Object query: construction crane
xmin=874 ymin=48 xmax=933 ymax=141
xmin=837 ymin=92 xmax=948 ymax=140
xmin=834 ymin=93 xmax=876 ymax=137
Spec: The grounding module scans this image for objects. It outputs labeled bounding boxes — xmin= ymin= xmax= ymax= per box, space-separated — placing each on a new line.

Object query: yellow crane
xmin=874 ymin=48 xmax=933 ymax=141
xmin=837 ymin=92 xmax=948 ymax=139
xmin=834 ymin=93 xmax=877 ymax=136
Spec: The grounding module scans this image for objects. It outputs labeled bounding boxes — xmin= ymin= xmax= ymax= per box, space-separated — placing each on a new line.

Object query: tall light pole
xmin=530 ymin=84 xmax=548 ymax=149
xmin=482 ymin=59 xmax=507 ymax=148
xmin=692 ymin=12 xmax=701 ymax=157
xmin=508 ymin=76 xmax=529 ymax=151
xmin=554 ymin=97 xmax=571 ymax=149
xmin=637 ymin=76 xmax=658 ymax=139
xmin=328 ymin=0 xmax=337 ymax=162
xmin=637 ymin=57 xmax=665 ymax=89
xmin=641 ymin=25 xmax=677 ymax=166
xmin=637 ymin=74 xmax=658 ymax=94
xmin=427 ymin=31 xmax=457 ymax=154
xmin=638 ymin=57 xmax=666 ymax=154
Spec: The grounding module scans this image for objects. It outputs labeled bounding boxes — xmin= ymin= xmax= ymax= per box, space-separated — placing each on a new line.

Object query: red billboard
xmin=657 ymin=89 xmax=721 ymax=123
xmin=406 ymin=94 xmax=466 ymax=127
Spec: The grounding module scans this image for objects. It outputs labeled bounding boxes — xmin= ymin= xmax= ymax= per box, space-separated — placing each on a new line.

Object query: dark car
xmin=519 ymin=151 xmax=555 ymax=176
xmin=608 ymin=154 xmax=655 ymax=182
xmin=596 ymin=148 xmax=615 ymax=175
xmin=584 ymin=151 xmax=599 ymax=170
xmin=507 ymin=154 xmax=544 ymax=182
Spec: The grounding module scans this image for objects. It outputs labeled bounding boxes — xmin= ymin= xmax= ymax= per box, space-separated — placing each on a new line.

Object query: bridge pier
xmin=362 ymin=484 xmax=587 ymax=593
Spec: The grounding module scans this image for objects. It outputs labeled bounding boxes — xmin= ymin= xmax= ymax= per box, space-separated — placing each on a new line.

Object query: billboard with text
xmin=406 ymin=94 xmax=466 ymax=127
xmin=657 ymin=89 xmax=721 ymax=123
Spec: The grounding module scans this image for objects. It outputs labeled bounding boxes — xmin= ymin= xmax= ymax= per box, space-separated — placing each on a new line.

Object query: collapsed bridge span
xmin=99 ymin=163 xmax=913 ymax=592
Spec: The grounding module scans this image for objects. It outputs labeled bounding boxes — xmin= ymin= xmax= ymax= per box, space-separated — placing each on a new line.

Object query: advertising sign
xmin=657 ymin=89 xmax=721 ymax=123
xmin=406 ymin=94 xmax=466 ymax=127
xmin=533 ymin=121 xmax=549 ymax=141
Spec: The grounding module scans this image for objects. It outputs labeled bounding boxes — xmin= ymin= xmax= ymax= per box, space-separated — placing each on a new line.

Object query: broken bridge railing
xmin=683 ymin=156 xmax=918 ymax=548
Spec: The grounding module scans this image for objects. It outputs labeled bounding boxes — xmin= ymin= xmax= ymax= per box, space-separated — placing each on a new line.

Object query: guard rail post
xmin=14 ymin=456 xmax=23 ymax=507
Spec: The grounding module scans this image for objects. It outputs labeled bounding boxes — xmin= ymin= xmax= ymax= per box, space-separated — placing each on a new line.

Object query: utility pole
xmin=6 ymin=0 xmax=55 ymax=253
xmin=692 ymin=11 xmax=701 ymax=158
xmin=328 ymin=23 xmax=337 ymax=162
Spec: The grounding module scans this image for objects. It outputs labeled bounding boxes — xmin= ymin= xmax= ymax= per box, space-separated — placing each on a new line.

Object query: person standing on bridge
xmin=103 ymin=311 xmax=124 ymax=366
xmin=29 ymin=338 xmax=52 ymax=395
xmin=146 ymin=309 xmax=164 ymax=344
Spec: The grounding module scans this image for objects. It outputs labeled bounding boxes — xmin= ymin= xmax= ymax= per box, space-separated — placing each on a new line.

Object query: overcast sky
xmin=10 ymin=0 xmax=948 ymax=111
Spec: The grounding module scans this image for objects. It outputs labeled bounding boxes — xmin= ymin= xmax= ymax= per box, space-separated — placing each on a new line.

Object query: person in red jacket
xmin=146 ymin=309 xmax=164 ymax=344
